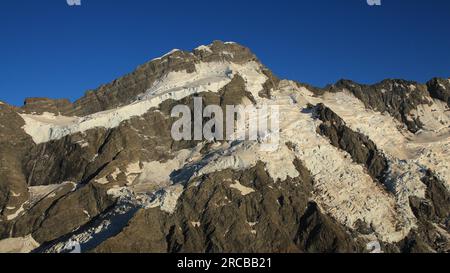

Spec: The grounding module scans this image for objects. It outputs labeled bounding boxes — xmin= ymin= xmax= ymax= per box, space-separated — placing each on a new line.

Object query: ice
xmin=229 ymin=180 xmax=255 ymax=196
xmin=195 ymin=45 xmax=212 ymax=53
xmin=268 ymin=83 xmax=415 ymax=243
xmin=147 ymin=184 xmax=184 ymax=214
xmin=20 ymin=61 xmax=267 ymax=144
xmin=151 ymin=49 xmax=180 ymax=61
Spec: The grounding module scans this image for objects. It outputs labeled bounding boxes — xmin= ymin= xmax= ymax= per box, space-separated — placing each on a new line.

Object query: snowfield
xmin=12 ymin=45 xmax=450 ymax=249
xmin=20 ymin=60 xmax=267 ymax=144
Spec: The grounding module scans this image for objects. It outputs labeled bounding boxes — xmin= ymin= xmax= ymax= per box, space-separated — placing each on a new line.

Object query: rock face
xmin=313 ymin=103 xmax=389 ymax=183
xmin=324 ymin=79 xmax=431 ymax=133
xmin=22 ymin=98 xmax=73 ymax=115
xmin=0 ymin=41 xmax=449 ymax=253
xmin=0 ymin=103 xmax=34 ymax=235
xmin=20 ymin=41 xmax=259 ymax=117
xmin=93 ymin=162 xmax=360 ymax=253
xmin=427 ymin=78 xmax=450 ymax=108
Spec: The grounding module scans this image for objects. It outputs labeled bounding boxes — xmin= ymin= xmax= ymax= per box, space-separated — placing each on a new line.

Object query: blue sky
xmin=1 ymin=0 xmax=450 ymax=106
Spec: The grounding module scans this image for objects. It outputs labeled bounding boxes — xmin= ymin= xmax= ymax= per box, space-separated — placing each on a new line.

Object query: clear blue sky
xmin=1 ymin=0 xmax=450 ymax=106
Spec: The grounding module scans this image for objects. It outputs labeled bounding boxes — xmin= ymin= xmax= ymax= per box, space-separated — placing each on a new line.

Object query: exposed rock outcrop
xmin=93 ymin=162 xmax=361 ymax=253
xmin=313 ymin=103 xmax=389 ymax=182
xmin=324 ymin=79 xmax=431 ymax=133
xmin=427 ymin=78 xmax=450 ymax=107
xmin=0 ymin=42 xmax=448 ymax=254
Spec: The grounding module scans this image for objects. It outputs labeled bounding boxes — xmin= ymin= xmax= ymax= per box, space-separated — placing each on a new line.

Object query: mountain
xmin=0 ymin=41 xmax=449 ymax=253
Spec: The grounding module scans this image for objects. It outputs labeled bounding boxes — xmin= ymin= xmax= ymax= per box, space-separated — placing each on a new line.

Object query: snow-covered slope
xmin=1 ymin=42 xmax=449 ymax=253
xmin=20 ymin=60 xmax=266 ymax=144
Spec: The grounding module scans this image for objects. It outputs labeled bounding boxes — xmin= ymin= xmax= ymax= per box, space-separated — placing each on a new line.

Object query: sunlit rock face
xmin=0 ymin=41 xmax=448 ymax=253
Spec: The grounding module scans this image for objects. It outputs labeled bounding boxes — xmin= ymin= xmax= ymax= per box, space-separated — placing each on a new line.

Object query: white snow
xmin=229 ymin=180 xmax=255 ymax=196
xmin=10 ymin=191 xmax=21 ymax=197
xmin=125 ymin=162 xmax=141 ymax=185
xmin=299 ymin=88 xmax=411 ymax=159
xmin=195 ymin=45 xmax=212 ymax=53
xmin=106 ymin=183 xmax=184 ymax=215
xmin=386 ymin=156 xmax=427 ymax=207
xmin=4 ymin=182 xmax=80 ymax=221
xmin=106 ymin=187 xmax=131 ymax=199
xmin=13 ymin=44 xmax=449 ymax=246
xmin=96 ymin=162 xmax=143 ymax=185
xmin=29 ymin=182 xmax=77 ymax=205
xmin=197 ymin=142 xmax=299 ymax=182
xmin=295 ymin=84 xmax=450 ymax=191
xmin=83 ymin=210 xmax=91 ymax=219
xmin=221 ymin=51 xmax=235 ymax=58
xmin=171 ymin=81 xmax=412 ymax=242
xmin=277 ymin=82 xmax=450 ymax=241
xmin=2 ymin=183 xmax=78 ymax=223
xmin=147 ymin=184 xmax=184 ymax=214
xmin=95 ymin=168 xmax=121 ymax=185
xmin=0 ymin=235 xmax=40 ymax=253
xmin=20 ymin=61 xmax=267 ymax=144
xmin=151 ymin=49 xmax=181 ymax=61
xmin=409 ymin=99 xmax=450 ymax=133
xmin=263 ymin=83 xmax=417 ymax=243
xmin=132 ymin=149 xmax=196 ymax=193
xmin=101 ymin=148 xmax=203 ymax=214
xmin=77 ymin=141 xmax=89 ymax=148
xmin=95 ymin=176 xmax=109 ymax=185
xmin=90 ymin=153 xmax=99 ymax=162
xmin=6 ymin=202 xmax=26 ymax=221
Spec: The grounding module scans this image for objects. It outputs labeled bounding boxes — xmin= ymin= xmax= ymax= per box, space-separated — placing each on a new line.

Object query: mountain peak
xmin=2 ymin=41 xmax=450 ymax=254
xmin=17 ymin=41 xmax=263 ymax=117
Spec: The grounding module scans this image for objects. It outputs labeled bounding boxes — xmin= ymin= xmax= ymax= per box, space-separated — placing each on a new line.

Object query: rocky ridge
xmin=0 ymin=41 xmax=449 ymax=253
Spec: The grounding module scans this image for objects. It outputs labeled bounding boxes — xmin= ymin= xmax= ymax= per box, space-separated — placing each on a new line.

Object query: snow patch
xmin=20 ymin=61 xmax=267 ymax=144
xmin=83 ymin=210 xmax=91 ymax=219
xmin=6 ymin=202 xmax=26 ymax=221
xmin=229 ymin=180 xmax=255 ymax=196
xmin=409 ymin=99 xmax=450 ymax=133
xmin=195 ymin=45 xmax=212 ymax=53
xmin=197 ymin=142 xmax=299 ymax=182
xmin=0 ymin=235 xmax=39 ymax=253
xmin=132 ymin=149 xmax=198 ymax=193
xmin=10 ymin=191 xmax=21 ymax=197
xmin=75 ymin=140 xmax=89 ymax=148
xmin=28 ymin=182 xmax=77 ymax=206
xmin=221 ymin=51 xmax=235 ymax=58
xmin=151 ymin=49 xmax=181 ymax=61
xmin=148 ymin=184 xmax=184 ymax=214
